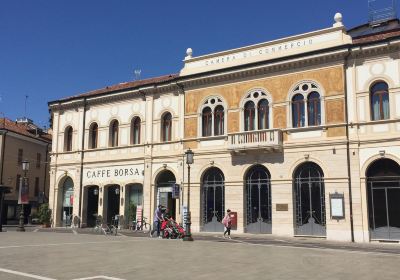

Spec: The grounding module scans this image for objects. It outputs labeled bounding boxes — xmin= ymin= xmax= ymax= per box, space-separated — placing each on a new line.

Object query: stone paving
xmin=0 ymin=229 xmax=399 ymax=279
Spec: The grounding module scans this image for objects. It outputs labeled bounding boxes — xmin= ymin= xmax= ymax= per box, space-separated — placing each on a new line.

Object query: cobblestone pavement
xmin=0 ymin=228 xmax=399 ymax=279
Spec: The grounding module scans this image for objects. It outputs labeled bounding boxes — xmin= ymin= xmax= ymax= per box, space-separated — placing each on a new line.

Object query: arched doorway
xmin=61 ymin=177 xmax=74 ymax=227
xmin=85 ymin=186 xmax=99 ymax=227
xmin=104 ymin=185 xmax=120 ymax=224
xmin=156 ymin=171 xmax=176 ymax=219
xmin=245 ymin=165 xmax=272 ymax=234
xmin=293 ymin=162 xmax=326 ymax=236
xmin=367 ymin=158 xmax=400 ymax=240
xmin=202 ymin=167 xmax=224 ymax=232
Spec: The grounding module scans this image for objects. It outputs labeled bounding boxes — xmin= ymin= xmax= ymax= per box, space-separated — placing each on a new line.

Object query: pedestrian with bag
xmin=222 ymin=209 xmax=232 ymax=239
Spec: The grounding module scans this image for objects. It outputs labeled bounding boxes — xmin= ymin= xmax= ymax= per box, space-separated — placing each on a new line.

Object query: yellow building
xmin=48 ymin=14 xmax=400 ymax=242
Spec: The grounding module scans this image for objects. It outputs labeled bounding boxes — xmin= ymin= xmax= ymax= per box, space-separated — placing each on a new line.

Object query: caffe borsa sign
xmin=83 ymin=165 xmax=144 ymax=184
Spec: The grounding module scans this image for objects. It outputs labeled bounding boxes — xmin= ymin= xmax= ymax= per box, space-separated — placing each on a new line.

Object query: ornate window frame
xmin=239 ymin=88 xmax=273 ymax=131
xmin=287 ymin=81 xmax=325 ymax=128
xmin=198 ymin=96 xmax=227 ymax=137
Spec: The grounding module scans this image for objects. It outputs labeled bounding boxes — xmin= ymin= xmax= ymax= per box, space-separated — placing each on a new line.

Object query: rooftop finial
xmin=333 ymin=12 xmax=343 ymax=27
xmin=185 ymin=48 xmax=193 ymax=60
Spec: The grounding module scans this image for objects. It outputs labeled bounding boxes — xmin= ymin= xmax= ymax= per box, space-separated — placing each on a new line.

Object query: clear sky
xmin=0 ymin=0 xmax=398 ymax=127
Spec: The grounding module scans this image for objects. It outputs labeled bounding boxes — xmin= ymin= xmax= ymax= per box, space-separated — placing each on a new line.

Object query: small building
xmin=0 ymin=117 xmax=52 ymax=224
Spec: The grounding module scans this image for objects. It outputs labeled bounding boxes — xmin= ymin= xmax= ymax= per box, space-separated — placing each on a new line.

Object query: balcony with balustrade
xmin=228 ymin=129 xmax=283 ymax=153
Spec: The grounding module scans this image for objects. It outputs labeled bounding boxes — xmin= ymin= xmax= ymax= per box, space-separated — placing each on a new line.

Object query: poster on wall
xmin=330 ymin=192 xmax=345 ymax=220
xmin=172 ymin=184 xmax=180 ymax=199
xmin=18 ymin=177 xmax=29 ymax=204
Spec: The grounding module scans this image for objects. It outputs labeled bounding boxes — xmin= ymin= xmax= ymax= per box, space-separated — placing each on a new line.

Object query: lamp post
xmin=183 ymin=148 xmax=194 ymax=241
xmin=17 ymin=160 xmax=29 ymax=232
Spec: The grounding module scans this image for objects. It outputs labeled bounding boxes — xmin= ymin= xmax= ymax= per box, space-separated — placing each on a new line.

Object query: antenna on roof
xmin=134 ymin=69 xmax=142 ymax=80
xmin=24 ymin=95 xmax=29 ymax=117
xmin=368 ymin=0 xmax=397 ymax=25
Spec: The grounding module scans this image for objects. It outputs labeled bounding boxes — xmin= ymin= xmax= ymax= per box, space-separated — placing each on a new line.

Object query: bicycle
xmin=92 ymin=215 xmax=103 ymax=234
xmin=103 ymin=215 xmax=119 ymax=236
xmin=131 ymin=217 xmax=151 ymax=234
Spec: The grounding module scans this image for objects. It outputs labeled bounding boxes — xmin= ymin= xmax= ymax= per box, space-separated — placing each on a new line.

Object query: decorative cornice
xmin=179 ymin=49 xmax=349 ymax=90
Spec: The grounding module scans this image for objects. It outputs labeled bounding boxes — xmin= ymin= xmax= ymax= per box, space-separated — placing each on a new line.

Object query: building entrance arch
xmin=293 ymin=162 xmax=326 ymax=236
xmin=60 ymin=177 xmax=74 ymax=227
xmin=201 ymin=167 xmax=225 ymax=232
xmin=84 ymin=186 xmax=99 ymax=227
xmin=367 ymin=158 xmax=400 ymax=240
xmin=104 ymin=185 xmax=120 ymax=224
xmin=155 ymin=170 xmax=176 ymax=219
xmin=245 ymin=165 xmax=272 ymax=234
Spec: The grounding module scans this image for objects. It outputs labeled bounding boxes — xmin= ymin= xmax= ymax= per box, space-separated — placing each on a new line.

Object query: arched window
xmin=199 ymin=97 xmax=225 ymax=137
xmin=258 ymin=99 xmax=269 ymax=130
xmin=109 ymin=120 xmax=119 ymax=147
xmin=292 ymin=94 xmax=305 ymax=128
xmin=307 ymin=92 xmax=321 ymax=126
xmin=161 ymin=112 xmax=172 ymax=142
xmin=89 ymin=123 xmax=98 ymax=149
xmin=64 ymin=126 xmax=73 ymax=152
xmin=291 ymin=82 xmax=323 ymax=128
xmin=370 ymin=82 xmax=390 ymax=121
xmin=214 ymin=105 xmax=224 ymax=136
xmin=244 ymin=101 xmax=256 ymax=131
xmin=131 ymin=117 xmax=141 ymax=145
xmin=202 ymin=107 xmax=212 ymax=137
xmin=241 ymin=90 xmax=271 ymax=131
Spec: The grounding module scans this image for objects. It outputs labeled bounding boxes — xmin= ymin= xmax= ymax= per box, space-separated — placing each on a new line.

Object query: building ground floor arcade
xmin=49 ymin=144 xmax=400 ymax=243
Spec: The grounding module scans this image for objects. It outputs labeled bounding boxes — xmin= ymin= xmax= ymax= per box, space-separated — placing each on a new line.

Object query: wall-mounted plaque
xmin=330 ymin=192 xmax=345 ymax=220
xmin=276 ymin=204 xmax=288 ymax=211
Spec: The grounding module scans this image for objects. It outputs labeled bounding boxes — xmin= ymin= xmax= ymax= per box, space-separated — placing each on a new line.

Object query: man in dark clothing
xmin=150 ymin=205 xmax=163 ymax=238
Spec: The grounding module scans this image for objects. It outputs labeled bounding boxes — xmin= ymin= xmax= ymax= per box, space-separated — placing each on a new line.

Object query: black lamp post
xmin=17 ymin=160 xmax=29 ymax=232
xmin=0 ymin=185 xmax=11 ymax=232
xmin=183 ymin=148 xmax=194 ymax=241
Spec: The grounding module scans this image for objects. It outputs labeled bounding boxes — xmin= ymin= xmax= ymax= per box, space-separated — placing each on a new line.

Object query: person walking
xmin=150 ymin=205 xmax=163 ymax=238
xmin=222 ymin=209 xmax=232 ymax=239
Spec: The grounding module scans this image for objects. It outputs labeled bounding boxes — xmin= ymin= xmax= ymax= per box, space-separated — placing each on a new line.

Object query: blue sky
xmin=0 ymin=0 xmax=397 ymax=127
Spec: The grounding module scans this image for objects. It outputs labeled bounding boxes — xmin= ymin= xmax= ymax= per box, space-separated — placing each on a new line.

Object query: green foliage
xmin=128 ymin=203 xmax=137 ymax=221
xmin=38 ymin=203 xmax=52 ymax=224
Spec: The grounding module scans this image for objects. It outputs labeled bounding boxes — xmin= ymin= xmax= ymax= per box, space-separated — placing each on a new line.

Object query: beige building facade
xmin=48 ymin=14 xmax=400 ymax=242
xmin=0 ymin=118 xmax=51 ymax=224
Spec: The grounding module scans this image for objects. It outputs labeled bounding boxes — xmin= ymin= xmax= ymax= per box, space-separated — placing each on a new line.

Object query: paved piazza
xmin=0 ymin=230 xmax=399 ymax=280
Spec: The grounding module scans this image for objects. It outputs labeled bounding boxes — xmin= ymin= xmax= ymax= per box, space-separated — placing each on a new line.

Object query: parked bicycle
xmin=92 ymin=214 xmax=118 ymax=236
xmin=92 ymin=214 xmax=103 ymax=234
xmin=131 ymin=217 xmax=151 ymax=234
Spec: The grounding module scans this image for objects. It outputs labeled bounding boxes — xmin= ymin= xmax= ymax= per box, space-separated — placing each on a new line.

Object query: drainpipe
xmin=78 ymin=98 xmax=87 ymax=227
xmin=0 ymin=130 xmax=7 ymax=185
xmin=344 ymin=49 xmax=355 ymax=242
xmin=43 ymin=143 xmax=50 ymax=202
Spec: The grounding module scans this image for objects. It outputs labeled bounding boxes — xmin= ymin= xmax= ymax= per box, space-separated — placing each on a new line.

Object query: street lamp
xmin=183 ymin=148 xmax=194 ymax=241
xmin=17 ymin=160 xmax=29 ymax=232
